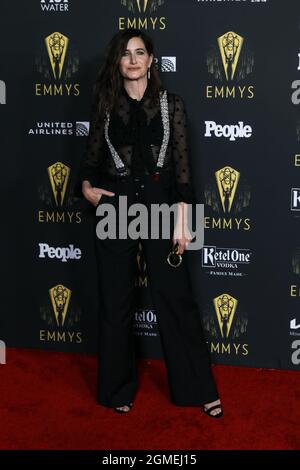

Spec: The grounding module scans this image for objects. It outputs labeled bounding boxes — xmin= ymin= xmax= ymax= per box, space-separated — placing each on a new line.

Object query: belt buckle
xmin=152 ymin=171 xmax=161 ymax=182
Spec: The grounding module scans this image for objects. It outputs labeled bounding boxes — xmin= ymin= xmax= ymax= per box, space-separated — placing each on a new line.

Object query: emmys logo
xmin=40 ymin=0 xmax=69 ymax=12
xmin=45 ymin=32 xmax=69 ymax=80
xmin=0 ymin=340 xmax=6 ymax=364
xmin=48 ymin=162 xmax=70 ymax=207
xmin=136 ymin=242 xmax=148 ymax=287
xmin=119 ymin=0 xmax=166 ymax=30
xmin=213 ymin=294 xmax=238 ymax=339
xmin=218 ymin=31 xmax=244 ymax=81
xmin=35 ymin=32 xmax=80 ymax=96
xmin=49 ymin=284 xmax=71 ymax=327
xmin=206 ymin=31 xmax=254 ymax=99
xmin=38 ymin=162 xmax=81 ymax=224
xmin=203 ymin=293 xmax=248 ymax=356
xmin=40 ymin=284 xmax=82 ymax=343
xmin=204 ymin=166 xmax=251 ymax=231
xmin=215 ymin=166 xmax=240 ymax=214
xmin=292 ymin=248 xmax=300 ymax=275
xmin=290 ymin=284 xmax=300 ymax=297
xmin=0 ymin=80 xmax=6 ymax=104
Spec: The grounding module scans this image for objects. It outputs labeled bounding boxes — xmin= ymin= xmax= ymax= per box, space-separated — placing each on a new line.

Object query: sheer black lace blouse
xmin=75 ymin=82 xmax=196 ymax=203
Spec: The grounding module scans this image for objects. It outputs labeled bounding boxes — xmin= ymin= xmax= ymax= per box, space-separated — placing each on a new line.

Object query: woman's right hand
xmin=82 ymin=180 xmax=115 ymax=207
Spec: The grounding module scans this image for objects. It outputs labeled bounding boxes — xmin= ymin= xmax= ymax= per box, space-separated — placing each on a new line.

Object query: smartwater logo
xmin=40 ymin=0 xmax=69 ymax=12
xmin=0 ymin=80 xmax=6 ymax=104
xmin=0 ymin=340 xmax=6 ymax=364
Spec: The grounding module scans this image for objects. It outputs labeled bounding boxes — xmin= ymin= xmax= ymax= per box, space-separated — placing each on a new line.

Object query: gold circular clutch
xmin=167 ymin=242 xmax=182 ymax=268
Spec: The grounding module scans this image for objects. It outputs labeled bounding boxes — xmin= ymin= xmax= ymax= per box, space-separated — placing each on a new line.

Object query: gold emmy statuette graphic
xmin=136 ymin=0 xmax=148 ymax=12
xmin=136 ymin=242 xmax=147 ymax=273
xmin=49 ymin=284 xmax=71 ymax=328
xmin=122 ymin=0 xmax=164 ymax=13
xmin=215 ymin=166 xmax=240 ymax=214
xmin=45 ymin=32 xmax=69 ymax=80
xmin=218 ymin=31 xmax=244 ymax=81
xmin=213 ymin=294 xmax=238 ymax=339
xmin=47 ymin=162 xmax=70 ymax=207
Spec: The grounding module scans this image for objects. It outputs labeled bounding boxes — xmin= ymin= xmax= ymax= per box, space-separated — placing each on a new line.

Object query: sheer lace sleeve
xmin=171 ymin=94 xmax=196 ymax=204
xmin=73 ymin=91 xmax=105 ymax=198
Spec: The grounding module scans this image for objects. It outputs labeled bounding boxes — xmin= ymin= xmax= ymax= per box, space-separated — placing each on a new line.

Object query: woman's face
xmin=119 ymin=36 xmax=153 ymax=81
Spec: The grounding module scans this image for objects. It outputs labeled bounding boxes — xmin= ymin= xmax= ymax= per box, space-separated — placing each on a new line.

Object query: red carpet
xmin=0 ymin=348 xmax=299 ymax=450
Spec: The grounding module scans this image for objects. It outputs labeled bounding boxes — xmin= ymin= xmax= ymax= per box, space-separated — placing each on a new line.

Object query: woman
xmin=75 ymin=28 xmax=223 ymax=417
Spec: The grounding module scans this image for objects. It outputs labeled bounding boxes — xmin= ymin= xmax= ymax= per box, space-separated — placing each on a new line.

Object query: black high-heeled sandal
xmin=202 ymin=403 xmax=223 ymax=418
xmin=113 ymin=403 xmax=133 ymax=414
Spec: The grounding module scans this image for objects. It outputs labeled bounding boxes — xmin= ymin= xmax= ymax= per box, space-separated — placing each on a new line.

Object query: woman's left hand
xmin=172 ymin=202 xmax=193 ymax=254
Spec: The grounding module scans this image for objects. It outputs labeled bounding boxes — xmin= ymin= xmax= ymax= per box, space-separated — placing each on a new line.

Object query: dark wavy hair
xmin=93 ymin=28 xmax=163 ymax=118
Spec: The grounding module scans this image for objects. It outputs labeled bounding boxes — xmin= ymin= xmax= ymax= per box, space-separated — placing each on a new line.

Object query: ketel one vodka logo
xmin=204 ymin=166 xmax=251 ymax=231
xmin=48 ymin=162 xmax=70 ymax=207
xmin=120 ymin=0 xmax=166 ymax=30
xmin=35 ymin=31 xmax=80 ymax=96
xmin=49 ymin=284 xmax=71 ymax=328
xmin=206 ymin=31 xmax=254 ymax=99
xmin=213 ymin=293 xmax=238 ymax=339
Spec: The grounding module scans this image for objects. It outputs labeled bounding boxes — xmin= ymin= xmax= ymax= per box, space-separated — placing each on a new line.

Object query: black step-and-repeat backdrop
xmin=1 ymin=0 xmax=300 ymax=370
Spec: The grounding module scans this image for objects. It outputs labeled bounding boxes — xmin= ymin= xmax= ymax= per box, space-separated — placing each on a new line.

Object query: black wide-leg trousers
xmin=94 ymin=174 xmax=219 ymax=407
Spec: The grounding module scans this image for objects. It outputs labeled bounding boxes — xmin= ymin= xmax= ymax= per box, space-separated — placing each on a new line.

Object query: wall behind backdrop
xmin=1 ymin=0 xmax=300 ymax=370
